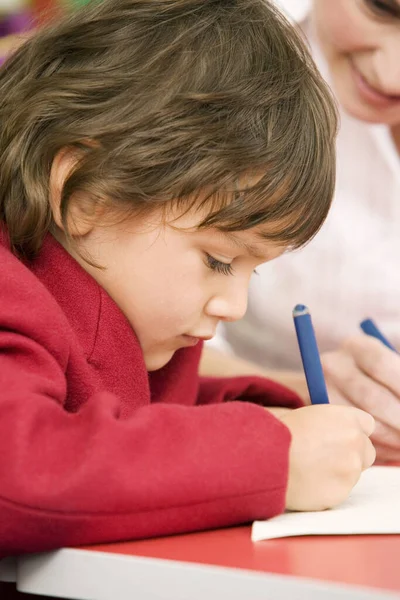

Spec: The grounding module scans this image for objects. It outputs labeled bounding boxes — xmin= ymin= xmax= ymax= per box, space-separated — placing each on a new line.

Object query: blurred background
xmin=0 ymin=0 xmax=93 ymax=63
xmin=0 ymin=0 xmax=90 ymax=63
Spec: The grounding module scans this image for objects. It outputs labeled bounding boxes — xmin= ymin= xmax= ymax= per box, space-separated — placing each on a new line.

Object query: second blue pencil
xmin=360 ymin=318 xmax=397 ymax=353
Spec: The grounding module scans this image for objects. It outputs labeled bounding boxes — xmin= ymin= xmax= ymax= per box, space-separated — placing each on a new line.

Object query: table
xmin=1 ymin=526 xmax=399 ymax=600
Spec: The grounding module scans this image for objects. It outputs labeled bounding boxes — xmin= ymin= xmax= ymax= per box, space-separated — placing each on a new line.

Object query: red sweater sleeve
xmin=198 ymin=375 xmax=303 ymax=408
xmin=0 ymin=249 xmax=298 ymax=556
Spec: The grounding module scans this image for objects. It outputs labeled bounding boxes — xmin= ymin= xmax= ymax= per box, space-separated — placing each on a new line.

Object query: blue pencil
xmin=360 ymin=318 xmax=397 ymax=353
xmin=293 ymin=304 xmax=330 ymax=405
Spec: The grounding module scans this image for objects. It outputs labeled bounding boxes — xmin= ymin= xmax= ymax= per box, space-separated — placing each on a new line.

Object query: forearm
xmin=200 ymin=346 xmax=310 ymax=404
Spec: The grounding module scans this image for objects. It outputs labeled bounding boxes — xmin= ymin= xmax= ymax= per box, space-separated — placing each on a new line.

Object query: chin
xmin=144 ymin=350 xmax=175 ymax=372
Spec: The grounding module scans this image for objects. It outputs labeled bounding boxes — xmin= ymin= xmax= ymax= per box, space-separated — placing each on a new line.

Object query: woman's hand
xmin=322 ymin=335 xmax=400 ymax=462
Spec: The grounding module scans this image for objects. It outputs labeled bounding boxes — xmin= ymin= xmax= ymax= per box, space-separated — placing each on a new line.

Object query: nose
xmin=205 ymin=277 xmax=249 ymax=322
xmin=373 ymin=37 xmax=400 ymax=96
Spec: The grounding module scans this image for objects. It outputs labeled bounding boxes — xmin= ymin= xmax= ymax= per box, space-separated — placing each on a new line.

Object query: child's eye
xmin=205 ymin=253 xmax=234 ymax=276
xmin=365 ymin=0 xmax=400 ymax=18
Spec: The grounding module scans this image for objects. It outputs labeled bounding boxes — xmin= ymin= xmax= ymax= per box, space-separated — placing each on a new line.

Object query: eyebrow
xmin=222 ymin=231 xmax=270 ymax=260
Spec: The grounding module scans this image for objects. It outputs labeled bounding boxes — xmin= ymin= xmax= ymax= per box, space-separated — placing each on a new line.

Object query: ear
xmin=49 ymin=147 xmax=99 ymax=237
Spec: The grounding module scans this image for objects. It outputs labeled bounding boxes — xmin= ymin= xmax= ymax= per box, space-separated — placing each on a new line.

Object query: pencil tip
xmin=293 ymin=304 xmax=309 ymax=316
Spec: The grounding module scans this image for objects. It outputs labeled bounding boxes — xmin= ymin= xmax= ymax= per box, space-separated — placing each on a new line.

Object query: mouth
xmin=350 ymin=61 xmax=400 ymax=109
xmin=181 ymin=334 xmax=215 ymax=346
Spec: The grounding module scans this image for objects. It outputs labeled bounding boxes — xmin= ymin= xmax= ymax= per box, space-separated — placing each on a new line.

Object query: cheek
xmin=135 ymin=257 xmax=205 ymax=326
xmin=313 ymin=0 xmax=368 ymax=57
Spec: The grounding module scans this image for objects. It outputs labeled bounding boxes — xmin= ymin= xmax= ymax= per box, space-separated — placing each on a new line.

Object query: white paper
xmin=252 ymin=466 xmax=400 ymax=541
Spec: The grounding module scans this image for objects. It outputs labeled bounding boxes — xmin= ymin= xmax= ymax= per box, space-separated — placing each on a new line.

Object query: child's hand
xmin=322 ymin=335 xmax=400 ymax=462
xmin=281 ymin=405 xmax=376 ymax=512
xmin=264 ymin=407 xmax=291 ymax=418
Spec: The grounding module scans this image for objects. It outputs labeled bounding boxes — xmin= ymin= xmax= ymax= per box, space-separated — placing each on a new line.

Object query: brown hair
xmin=0 ymin=0 xmax=338 ymax=260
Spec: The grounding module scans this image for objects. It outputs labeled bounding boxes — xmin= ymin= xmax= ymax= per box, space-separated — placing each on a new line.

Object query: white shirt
xmin=210 ymin=0 xmax=400 ymax=369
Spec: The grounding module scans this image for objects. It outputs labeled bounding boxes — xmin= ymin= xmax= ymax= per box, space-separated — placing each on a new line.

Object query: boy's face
xmin=312 ymin=0 xmax=400 ymax=125
xmin=73 ymin=207 xmax=285 ymax=371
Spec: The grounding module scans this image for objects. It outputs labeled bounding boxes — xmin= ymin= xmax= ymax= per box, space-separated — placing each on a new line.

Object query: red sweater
xmin=0 ymin=233 xmax=302 ymax=556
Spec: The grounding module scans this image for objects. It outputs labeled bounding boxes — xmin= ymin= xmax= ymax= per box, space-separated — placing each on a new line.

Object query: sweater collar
xmin=30 ymin=234 xmax=153 ymax=413
xmin=33 ymin=234 xmax=149 ymax=369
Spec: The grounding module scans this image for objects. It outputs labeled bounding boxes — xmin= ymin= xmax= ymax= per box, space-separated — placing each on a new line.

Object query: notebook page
xmin=252 ymin=466 xmax=400 ymax=541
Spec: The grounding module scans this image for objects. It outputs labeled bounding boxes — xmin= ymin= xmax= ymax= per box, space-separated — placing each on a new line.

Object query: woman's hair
xmin=0 ymin=0 xmax=338 ymax=260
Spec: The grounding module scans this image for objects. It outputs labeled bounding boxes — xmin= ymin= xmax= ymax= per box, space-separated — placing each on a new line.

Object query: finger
xmin=351 ymin=408 xmax=376 ymax=437
xmin=321 ymin=381 xmax=376 ymax=436
xmin=362 ymin=436 xmax=376 ymax=470
xmin=322 ymin=350 xmax=400 ymax=431
xmin=327 ymin=381 xmax=400 ymax=448
xmin=371 ymin=420 xmax=400 ymax=450
xmin=373 ymin=441 xmax=400 ymax=464
xmin=344 ymin=335 xmax=400 ymax=398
